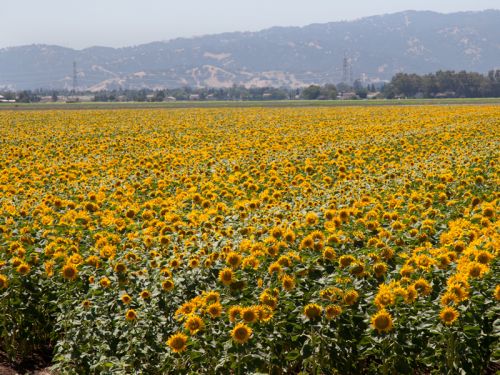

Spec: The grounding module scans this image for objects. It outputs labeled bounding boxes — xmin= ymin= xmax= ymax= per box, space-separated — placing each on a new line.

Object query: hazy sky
xmin=1 ymin=0 xmax=498 ymax=49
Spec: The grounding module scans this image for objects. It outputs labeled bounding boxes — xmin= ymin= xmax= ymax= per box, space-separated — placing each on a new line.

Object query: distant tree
xmin=153 ymin=90 xmax=166 ymax=102
xmin=17 ymin=90 xmax=40 ymax=103
xmin=301 ymin=85 xmax=321 ymax=100
xmin=336 ymin=82 xmax=352 ymax=93
xmin=320 ymin=84 xmax=338 ymax=99
xmin=51 ymin=91 xmax=58 ymax=102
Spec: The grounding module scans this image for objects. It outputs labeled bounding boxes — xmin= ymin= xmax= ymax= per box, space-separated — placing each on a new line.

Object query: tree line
xmin=384 ymin=70 xmax=500 ymax=98
xmin=2 ymin=70 xmax=499 ymax=103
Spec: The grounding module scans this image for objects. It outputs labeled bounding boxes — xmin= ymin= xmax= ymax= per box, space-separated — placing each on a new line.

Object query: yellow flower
xmin=322 ymin=247 xmax=336 ymax=261
xmin=167 ymin=332 xmax=188 ymax=353
xmin=371 ymin=309 xmax=394 ymax=333
xmin=241 ymin=306 xmax=258 ymax=323
xmin=62 ymin=263 xmax=78 ymax=281
xmin=305 ymin=212 xmax=318 ymax=225
xmin=16 ymin=263 xmax=30 ymax=275
xmin=99 ymin=277 xmax=111 ymax=288
xmin=162 ymin=279 xmax=175 ymax=291
xmin=125 ymin=309 xmax=137 ymax=321
xmin=140 ymin=290 xmax=151 ymax=300
xmin=343 ymin=290 xmax=359 ymax=306
xmin=206 ymin=303 xmax=223 ymax=319
xmin=325 ymin=304 xmax=342 ymax=320
xmin=114 ymin=262 xmax=127 ymax=273
xmin=494 ymin=285 xmax=500 ymax=301
xmin=440 ymin=306 xmax=459 ymax=325
xmin=228 ymin=305 xmax=242 ymax=322
xmin=0 ymin=274 xmax=8 ymax=289
xmin=231 ymin=323 xmax=252 ymax=344
xmin=373 ymin=262 xmax=388 ymax=277
xmin=218 ymin=267 xmax=234 ymax=286
xmin=121 ymin=294 xmax=132 ymax=304
xmin=303 ymin=303 xmax=322 ymax=320
xmin=226 ymin=252 xmax=242 ymax=269
xmin=184 ymin=315 xmax=204 ymax=334
xmin=374 ymin=285 xmax=395 ymax=309
xmin=281 ymin=274 xmax=296 ymax=291
xmin=413 ymin=278 xmax=431 ymax=296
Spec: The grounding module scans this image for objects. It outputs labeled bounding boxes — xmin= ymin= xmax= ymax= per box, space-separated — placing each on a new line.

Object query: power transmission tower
xmin=72 ymin=61 xmax=78 ymax=93
xmin=342 ymin=53 xmax=353 ymax=85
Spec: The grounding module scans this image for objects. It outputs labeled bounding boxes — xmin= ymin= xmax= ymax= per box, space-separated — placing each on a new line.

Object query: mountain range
xmin=1 ymin=9 xmax=499 ymax=90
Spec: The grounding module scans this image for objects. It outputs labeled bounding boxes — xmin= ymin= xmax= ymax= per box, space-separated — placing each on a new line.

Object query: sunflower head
xmin=440 ymin=306 xmax=459 ymax=325
xmin=167 ymin=332 xmax=188 ymax=353
xmin=125 ymin=309 xmax=137 ymax=321
xmin=62 ymin=263 xmax=78 ymax=281
xmin=162 ymin=279 xmax=175 ymax=291
xmin=231 ymin=323 xmax=252 ymax=344
xmin=304 ymin=303 xmax=323 ymax=320
xmin=184 ymin=315 xmax=204 ymax=334
xmin=371 ymin=309 xmax=394 ymax=333
xmin=218 ymin=268 xmax=234 ymax=286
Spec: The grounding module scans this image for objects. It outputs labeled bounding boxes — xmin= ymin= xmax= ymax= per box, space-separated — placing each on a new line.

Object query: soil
xmin=0 ymin=350 xmax=52 ymax=375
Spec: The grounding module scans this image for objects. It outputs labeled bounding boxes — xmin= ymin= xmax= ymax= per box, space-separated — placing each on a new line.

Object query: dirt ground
xmin=0 ymin=365 xmax=51 ymax=375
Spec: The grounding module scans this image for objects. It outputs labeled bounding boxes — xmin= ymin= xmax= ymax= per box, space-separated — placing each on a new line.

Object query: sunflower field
xmin=0 ymin=106 xmax=498 ymax=374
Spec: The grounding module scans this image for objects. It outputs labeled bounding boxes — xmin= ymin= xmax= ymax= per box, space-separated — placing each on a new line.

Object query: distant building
xmin=165 ymin=96 xmax=177 ymax=102
xmin=367 ymin=92 xmax=381 ymax=99
xmin=189 ymin=94 xmax=200 ymax=101
xmin=0 ymin=94 xmax=16 ymax=103
xmin=338 ymin=92 xmax=357 ymax=100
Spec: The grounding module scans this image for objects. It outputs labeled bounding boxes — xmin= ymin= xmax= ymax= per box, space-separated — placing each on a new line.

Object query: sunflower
xmin=140 ymin=290 xmax=151 ymax=300
xmin=322 ymin=247 xmax=336 ymax=261
xmin=440 ymin=306 xmax=459 ymax=325
xmin=231 ymin=323 xmax=252 ymax=344
xmin=0 ymin=274 xmax=8 ymax=289
xmin=404 ymin=285 xmax=418 ymax=303
xmin=325 ymin=304 xmax=342 ymax=320
xmin=125 ymin=309 xmax=137 ymax=321
xmin=343 ymin=289 xmax=359 ymax=305
xmin=167 ymin=332 xmax=188 ymax=353
xmin=494 ymin=285 xmax=500 ymax=301
xmin=218 ymin=267 xmax=234 ymax=286
xmin=226 ymin=252 xmax=242 ymax=268
xmin=467 ymin=262 xmax=488 ymax=278
xmin=305 ymin=212 xmax=318 ymax=225
xmin=373 ymin=262 xmax=388 ymax=277
xmin=184 ymin=315 xmax=204 ymax=334
xmin=281 ymin=274 xmax=296 ymax=291
xmin=121 ymin=294 xmax=132 ymax=304
xmin=62 ymin=263 xmax=78 ymax=281
xmin=413 ymin=278 xmax=431 ymax=296
xmin=339 ymin=255 xmax=355 ymax=269
xmin=99 ymin=277 xmax=111 ymax=288
xmin=206 ymin=303 xmax=223 ymax=319
xmin=241 ymin=306 xmax=258 ymax=323
xmin=81 ymin=299 xmax=91 ymax=308
xmin=161 ymin=279 xmax=175 ymax=291
xmin=304 ymin=303 xmax=322 ymax=320
xmin=374 ymin=286 xmax=395 ymax=309
xmin=284 ymin=230 xmax=296 ymax=243
xmin=114 ymin=262 xmax=127 ymax=274
xmin=228 ymin=305 xmax=242 ymax=322
xmin=371 ymin=309 xmax=394 ymax=333
xmin=16 ymin=263 xmax=30 ymax=275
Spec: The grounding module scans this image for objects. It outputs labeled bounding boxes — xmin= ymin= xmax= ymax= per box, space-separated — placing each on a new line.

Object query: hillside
xmin=1 ymin=10 xmax=499 ymax=90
